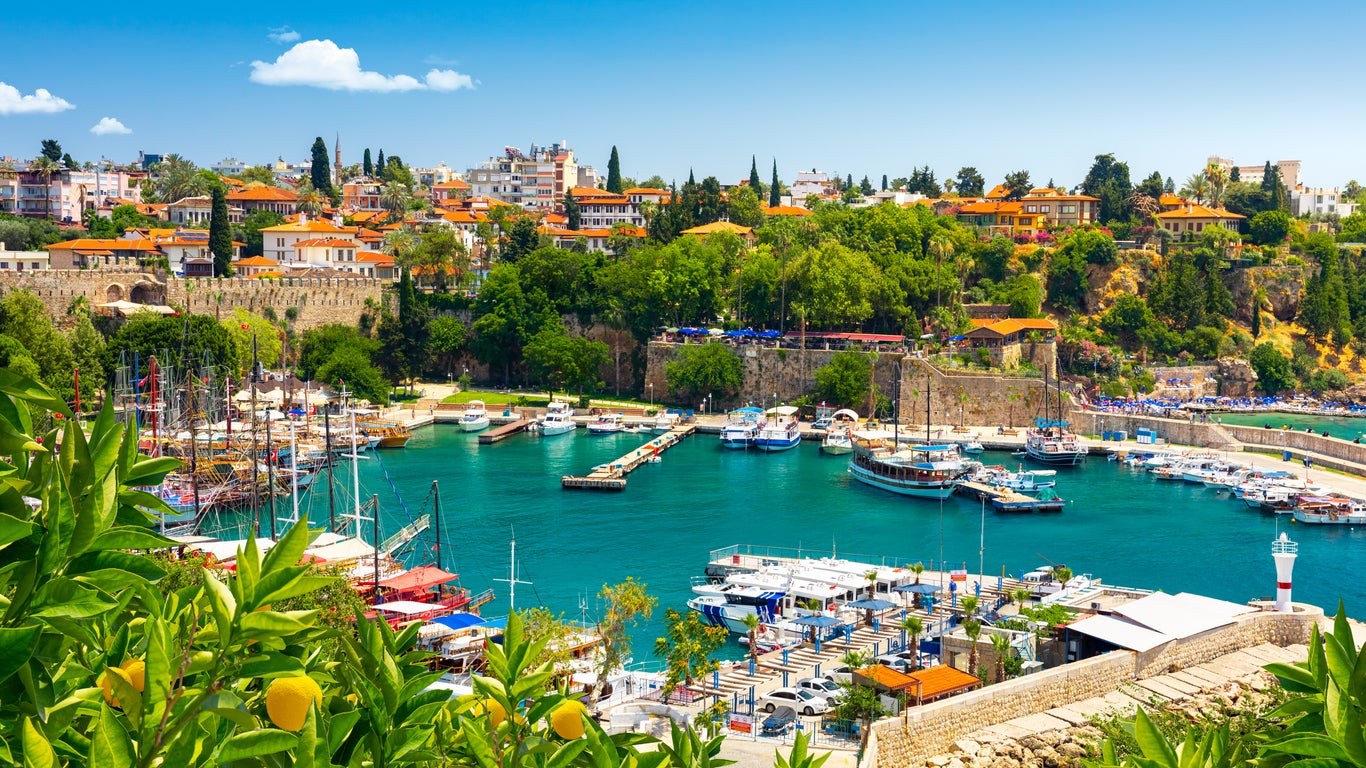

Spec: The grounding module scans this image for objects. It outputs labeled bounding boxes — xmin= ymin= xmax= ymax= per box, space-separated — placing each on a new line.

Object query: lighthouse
xmin=1272 ymin=531 xmax=1298 ymax=612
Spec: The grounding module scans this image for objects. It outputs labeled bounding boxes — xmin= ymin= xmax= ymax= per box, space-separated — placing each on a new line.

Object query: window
xmin=31 ymin=262 xmax=39 ymax=269
xmin=1041 ymin=205 xmax=1050 ymax=213
xmin=1061 ymin=205 xmax=1075 ymax=214
xmin=0 ymin=262 xmax=8 ymax=269
xmin=1026 ymin=205 xmax=1036 ymax=212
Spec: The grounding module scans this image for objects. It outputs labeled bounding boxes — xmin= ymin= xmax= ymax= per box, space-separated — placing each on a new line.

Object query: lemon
xmin=549 ymin=700 xmax=587 ymax=740
xmin=486 ymin=699 xmax=507 ymax=728
xmin=100 ymin=660 xmax=146 ymax=708
xmin=266 ymin=676 xmax=323 ymax=731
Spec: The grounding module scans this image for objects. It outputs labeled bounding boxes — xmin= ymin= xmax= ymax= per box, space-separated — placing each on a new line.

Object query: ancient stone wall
xmin=900 ymin=358 xmax=1056 ymax=429
xmin=872 ymin=607 xmax=1319 ymax=768
xmin=0 ymin=269 xmax=386 ymax=331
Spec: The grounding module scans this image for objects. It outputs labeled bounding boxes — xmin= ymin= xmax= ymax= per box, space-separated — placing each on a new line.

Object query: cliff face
xmin=1226 ymin=265 xmax=1307 ymax=323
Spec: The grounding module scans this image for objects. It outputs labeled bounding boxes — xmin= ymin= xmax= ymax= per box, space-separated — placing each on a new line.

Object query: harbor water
xmin=1218 ymin=410 xmax=1366 ymax=438
xmin=240 ymin=427 xmax=1366 ymax=659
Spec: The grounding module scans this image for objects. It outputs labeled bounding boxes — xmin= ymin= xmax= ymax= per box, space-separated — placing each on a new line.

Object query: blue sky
xmin=4 ymin=1 xmax=1363 ymax=190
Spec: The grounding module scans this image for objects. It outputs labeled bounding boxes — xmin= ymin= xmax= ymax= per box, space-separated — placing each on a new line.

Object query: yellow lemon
xmin=100 ymin=660 xmax=146 ymax=708
xmin=265 ymin=676 xmax=323 ymax=731
xmin=486 ymin=699 xmax=507 ymax=728
xmin=550 ymin=700 xmax=587 ymax=740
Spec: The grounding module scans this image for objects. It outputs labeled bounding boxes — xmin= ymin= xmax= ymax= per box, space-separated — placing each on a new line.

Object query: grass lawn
xmin=441 ymin=391 xmax=551 ymax=407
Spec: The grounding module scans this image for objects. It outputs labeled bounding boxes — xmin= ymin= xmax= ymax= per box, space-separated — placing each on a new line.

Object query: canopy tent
xmin=845 ymin=598 xmax=897 ymax=610
xmin=831 ymin=409 xmax=861 ymax=421
xmin=1066 ymin=614 xmax=1172 ymax=652
xmin=371 ymin=600 xmax=447 ymax=616
xmin=378 ymin=566 xmax=458 ymax=593
xmin=432 ymin=613 xmax=487 ymax=631
xmin=97 ymin=300 xmax=176 ymax=317
xmin=892 ymin=584 xmax=940 ymax=595
xmin=767 ymin=405 xmax=800 ymax=416
xmin=788 ymin=615 xmax=843 ymax=628
xmin=304 ymin=537 xmax=374 ymax=562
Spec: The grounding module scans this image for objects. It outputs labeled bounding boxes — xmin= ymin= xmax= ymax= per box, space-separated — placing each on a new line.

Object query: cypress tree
xmin=1251 ymin=289 xmax=1262 ymax=339
xmin=846 ymin=173 xmax=853 ymax=190
xmin=377 ymin=149 xmax=386 ymax=176
xmin=881 ymin=174 xmax=888 ymax=191
xmin=749 ymin=156 xmax=761 ymax=193
xmin=1229 ymin=166 xmax=1240 ymax=182
xmin=769 ymin=161 xmax=781 ymax=207
xmin=309 ymin=137 xmax=333 ymax=196
xmin=209 ymin=186 xmax=232 ymax=276
xmin=564 ymin=191 xmax=581 ymax=231
xmin=363 ymin=148 xmax=373 ymax=177
xmin=606 ymin=146 xmax=622 ymax=193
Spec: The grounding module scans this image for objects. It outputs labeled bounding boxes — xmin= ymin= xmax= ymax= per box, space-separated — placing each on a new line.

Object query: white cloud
xmin=90 ymin=117 xmax=132 ymax=135
xmin=268 ymin=26 xmax=300 ymax=44
xmin=249 ymin=40 xmax=474 ymax=93
xmin=424 ymin=69 xmax=475 ymax=91
xmin=0 ymin=82 xmax=75 ymax=115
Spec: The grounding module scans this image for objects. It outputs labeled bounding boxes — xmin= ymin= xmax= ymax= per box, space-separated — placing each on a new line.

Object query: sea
xmin=234 ymin=423 xmax=1366 ymax=660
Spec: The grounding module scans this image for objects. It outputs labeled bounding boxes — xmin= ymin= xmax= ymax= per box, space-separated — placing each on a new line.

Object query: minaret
xmin=1272 ymin=531 xmax=1298 ymax=612
xmin=333 ymin=133 xmax=342 ymax=187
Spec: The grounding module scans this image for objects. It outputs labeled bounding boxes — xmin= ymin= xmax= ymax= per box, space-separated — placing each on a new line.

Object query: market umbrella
xmin=789 ymin=614 xmax=843 ymax=648
xmin=846 ymin=598 xmax=896 ymax=627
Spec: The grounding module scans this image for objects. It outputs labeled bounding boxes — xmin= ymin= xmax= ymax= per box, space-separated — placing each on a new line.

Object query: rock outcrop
xmin=1215 ymin=358 xmax=1258 ymax=398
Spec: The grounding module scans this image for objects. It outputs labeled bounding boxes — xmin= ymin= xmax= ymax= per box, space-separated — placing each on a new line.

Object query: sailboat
xmin=1024 ymin=367 xmax=1086 ymax=466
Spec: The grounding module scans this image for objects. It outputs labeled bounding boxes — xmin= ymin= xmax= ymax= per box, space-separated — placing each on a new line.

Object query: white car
xmin=822 ymin=665 xmax=854 ymax=685
xmin=795 ymin=677 xmax=844 ymax=705
xmin=758 ymin=687 xmax=830 ymax=716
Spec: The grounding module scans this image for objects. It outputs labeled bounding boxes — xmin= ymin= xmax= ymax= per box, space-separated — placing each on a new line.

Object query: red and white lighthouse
xmin=1272 ymin=531 xmax=1298 ymax=612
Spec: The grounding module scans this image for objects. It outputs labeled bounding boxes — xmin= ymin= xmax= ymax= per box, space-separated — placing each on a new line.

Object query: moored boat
xmin=539 ymin=401 xmax=578 ymax=436
xmin=459 ymin=401 xmax=491 ymax=433
xmin=849 ymin=431 xmax=968 ymax=499
xmin=587 ymin=412 xmax=624 ymax=434
xmin=720 ymin=407 xmax=764 ymax=449
xmin=819 ymin=408 xmax=860 ymax=456
xmin=754 ymin=406 xmax=802 ymax=452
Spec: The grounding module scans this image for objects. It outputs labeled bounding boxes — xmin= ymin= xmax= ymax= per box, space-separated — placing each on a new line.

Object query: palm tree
xmin=1204 ymin=162 xmax=1229 ymax=208
xmin=296 ymin=188 xmax=324 ymax=217
xmin=963 ymin=618 xmax=983 ymax=678
xmin=900 ymin=615 xmax=924 ymax=669
xmin=928 ymin=233 xmax=955 ymax=309
xmin=381 ymin=227 xmax=420 ymax=271
xmin=1052 ymin=566 xmax=1073 ymax=591
xmin=29 ymin=157 xmax=61 ymax=220
xmin=861 ymin=571 xmax=879 ymax=626
xmin=989 ymin=633 xmax=1012 ymax=683
xmin=1011 ymin=587 xmax=1032 ymax=613
xmin=740 ymin=613 xmax=761 ymax=663
xmin=152 ymin=154 xmax=207 ymax=203
xmin=911 ymin=562 xmax=925 ymax=585
xmin=959 ymin=594 xmax=979 ymax=620
xmin=1007 ymin=392 xmax=1020 ymax=428
xmin=1180 ymin=172 xmax=1210 ymax=205
xmin=381 ymin=182 xmax=411 ymax=223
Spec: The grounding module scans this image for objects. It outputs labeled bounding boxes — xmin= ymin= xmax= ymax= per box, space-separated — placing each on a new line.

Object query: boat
xmin=848 ymin=432 xmax=969 ymax=499
xmin=459 ymin=401 xmax=491 ymax=433
xmin=720 ymin=407 xmax=765 ymax=449
xmin=362 ymin=421 xmax=413 ymax=449
xmin=653 ymin=410 xmax=681 ymax=433
xmin=686 ymin=584 xmax=786 ymax=634
xmin=754 ymin=406 xmax=802 ymax=452
xmin=969 ymin=465 xmax=1057 ymax=492
xmin=962 ymin=441 xmax=985 ymax=455
xmin=587 ymin=412 xmax=624 ymax=434
xmin=991 ymin=489 xmax=1065 ymax=513
xmin=1024 ymin=420 xmax=1086 ymax=465
xmin=539 ymin=401 xmax=578 ymax=436
xmin=1292 ymin=496 xmax=1366 ymax=525
xmin=820 ymin=409 xmax=859 ymax=456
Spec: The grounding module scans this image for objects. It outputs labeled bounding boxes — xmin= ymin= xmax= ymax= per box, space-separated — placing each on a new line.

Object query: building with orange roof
xmin=963 ymin=316 xmax=1059 ymax=367
xmin=227 ymin=185 xmax=299 ymax=215
xmin=341 ymin=178 xmax=383 ymax=213
xmin=1154 ymin=203 xmax=1246 ymax=237
xmin=577 ymin=194 xmax=644 ymax=230
xmin=955 ymin=201 xmax=1046 ymax=236
xmin=625 ymin=187 xmax=671 ymax=205
xmin=852 ymin=665 xmax=918 ymax=694
xmin=762 ymin=204 xmax=813 ymax=217
xmin=231 ymin=255 xmax=280 ymax=277
xmin=1018 ymin=188 xmax=1100 ymax=227
xmin=538 ymin=224 xmax=645 ymax=253
xmin=167 ymin=195 xmax=244 ymax=226
xmin=259 ymin=214 xmax=355 ymax=263
xmin=904 ymin=665 xmax=982 ymax=704
xmin=45 ymin=238 xmax=161 ymax=269
xmin=349 ymin=250 xmax=396 ymax=279
xmin=431 ymin=178 xmax=471 ymax=204
xmin=467 ymin=141 xmax=598 ymax=212
xmin=680 ymin=221 xmax=756 ymax=245
xmin=1158 ymin=193 xmax=1191 ymax=210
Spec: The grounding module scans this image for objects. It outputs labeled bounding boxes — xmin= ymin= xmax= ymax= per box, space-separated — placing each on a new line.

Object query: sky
xmin=3 ymin=0 xmax=1364 ymax=190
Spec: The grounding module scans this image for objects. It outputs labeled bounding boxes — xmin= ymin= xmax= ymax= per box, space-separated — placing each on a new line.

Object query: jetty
xmin=954 ymin=480 xmax=1065 ymax=513
xmin=561 ymin=425 xmax=697 ymax=491
xmin=478 ymin=418 xmax=532 ymax=444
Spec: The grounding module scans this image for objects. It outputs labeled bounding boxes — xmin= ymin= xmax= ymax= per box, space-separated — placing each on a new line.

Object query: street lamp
xmin=648 ymin=383 xmax=653 ymax=407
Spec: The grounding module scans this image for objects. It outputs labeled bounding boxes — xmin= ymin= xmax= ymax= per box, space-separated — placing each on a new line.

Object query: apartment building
xmin=0 ymin=167 xmax=137 ymax=224
xmin=466 ymin=142 xmax=596 ymax=211
xmin=1291 ymin=187 xmax=1358 ymax=218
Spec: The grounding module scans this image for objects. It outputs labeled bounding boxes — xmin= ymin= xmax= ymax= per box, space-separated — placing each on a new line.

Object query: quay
xmin=561 ymin=425 xmax=697 ymax=491
xmin=478 ymin=418 xmax=532 ymax=444
xmin=954 ymin=480 xmax=1064 ymax=513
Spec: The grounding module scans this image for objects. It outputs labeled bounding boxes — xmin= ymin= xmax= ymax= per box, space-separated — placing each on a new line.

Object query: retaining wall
xmin=871 ymin=607 xmax=1320 ymax=768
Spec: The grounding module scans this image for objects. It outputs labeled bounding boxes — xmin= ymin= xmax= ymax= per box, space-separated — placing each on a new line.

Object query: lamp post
xmin=648 ymin=383 xmax=653 ymax=408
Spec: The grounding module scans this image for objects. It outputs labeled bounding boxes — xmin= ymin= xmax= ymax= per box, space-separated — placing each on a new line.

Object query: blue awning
xmin=432 ymin=613 xmax=487 ymax=630
xmin=790 ymin=615 xmax=843 ymax=628
xmin=892 ymin=584 xmax=939 ymax=594
xmin=845 ymin=599 xmax=896 ymax=610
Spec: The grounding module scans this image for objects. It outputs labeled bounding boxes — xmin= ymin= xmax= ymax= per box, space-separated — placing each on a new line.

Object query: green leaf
xmin=546 ymin=739 xmax=589 ymax=768
xmin=0 ymin=512 xmax=36 ymax=551
xmin=459 ymin=718 xmax=500 ymax=768
xmin=0 ymin=368 xmax=71 ymax=418
xmin=89 ymin=705 xmax=134 ymax=768
xmin=203 ymin=569 xmax=236 ymax=642
xmin=252 ymin=571 xmax=333 ymax=610
xmin=295 ymin=704 xmax=319 ymax=768
xmin=0 ymin=624 xmax=42 ymax=684
xmin=239 ymin=610 xmax=311 ymax=638
xmin=201 ymin=691 xmax=256 ymax=727
xmin=261 ymin=513 xmax=311 ymax=578
xmin=328 ymin=710 xmax=362 ymax=754
xmin=217 ymin=729 xmax=299 ymax=762
xmin=1133 ymin=709 xmax=1178 ymax=768
xmin=90 ymin=527 xmax=174 ymax=552
xmin=21 ymin=716 xmax=56 ymax=768
xmin=122 ymin=456 xmax=181 ymax=488
xmin=237 ymin=652 xmax=305 ymax=678
xmin=1267 ymin=662 xmax=1320 ymax=692
xmin=66 ymin=550 xmax=165 ymax=581
xmin=1266 ymin=735 xmax=1351 ymax=761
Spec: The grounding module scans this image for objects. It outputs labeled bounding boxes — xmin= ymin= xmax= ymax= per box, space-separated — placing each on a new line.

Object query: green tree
xmin=859 ymin=176 xmax=874 ymax=196
xmin=522 ymin=320 xmax=609 ymax=397
xmin=749 ymin=155 xmax=762 ymax=195
xmin=770 ymin=160 xmax=782 ymax=208
xmin=562 ymin=190 xmax=582 ymax=231
xmin=1080 ymin=153 xmax=1133 ymax=223
xmin=833 ymin=673 xmax=887 ymax=758
xmin=40 ymin=138 xmax=63 ymax=161
xmin=1249 ymin=342 xmax=1294 ymax=394
xmin=232 ymin=209 xmax=285 ymax=258
xmin=592 ymin=579 xmax=657 ymax=703
xmin=222 ymin=307 xmax=282 ymax=376
xmin=813 ymin=350 xmax=874 ymax=408
xmin=428 ymin=315 xmax=467 ymax=378
xmin=299 ymin=323 xmax=378 ymax=379
xmin=363 ymin=147 xmax=373 ymax=176
xmin=309 ymin=136 xmax=333 ymax=196
xmin=1148 ymin=250 xmax=1206 ymax=330
xmin=665 ymin=341 xmax=744 ymax=404
xmin=0 ymin=290 xmax=74 ymax=402
xmin=1045 ymin=243 xmax=1089 ymax=311
xmin=955 ymin=167 xmax=985 ymax=197
xmin=1099 ymin=294 xmax=1157 ymax=349
xmin=62 ymin=152 xmax=76 ymax=169
xmin=881 ymin=174 xmax=889 ymax=191
xmin=1249 ymin=209 xmax=1292 ymax=246
xmin=788 ymin=242 xmax=881 ymax=328
xmin=1251 ymin=287 xmax=1263 ymax=339
xmin=726 ymin=184 xmax=764 ymax=228
xmin=208 ymin=185 xmax=232 ymax=275
xmin=653 ymin=608 xmax=728 ymax=701
xmin=380 ymin=182 xmax=411 ymax=222
xmin=606 ymin=145 xmax=622 ymax=193
xmin=1002 ymin=170 xmax=1031 ymax=200
xmin=380 ymin=155 xmax=415 ymax=187
xmin=317 ymin=345 xmax=389 ymax=403
xmin=67 ymin=313 xmax=106 ymax=410
xmin=901 ymin=615 xmax=924 ymax=670
xmin=502 ymin=216 xmax=543 ymax=262
xmin=376 ymin=148 xmax=385 ymax=174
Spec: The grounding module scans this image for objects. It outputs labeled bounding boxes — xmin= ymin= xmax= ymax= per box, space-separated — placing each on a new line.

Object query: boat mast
xmin=288 ymin=417 xmax=299 ymax=528
xmin=250 ymin=336 xmax=260 ymax=529
xmin=372 ymin=493 xmax=380 ymax=602
xmin=188 ymin=362 xmax=201 ymax=521
xmin=324 ymin=407 xmax=336 ymax=530
xmin=266 ymin=403 xmax=276 ymax=540
xmin=432 ymin=480 xmax=442 ymax=570
xmin=925 ymin=368 xmax=931 ymax=445
xmin=494 ymin=537 xmax=531 ymax=613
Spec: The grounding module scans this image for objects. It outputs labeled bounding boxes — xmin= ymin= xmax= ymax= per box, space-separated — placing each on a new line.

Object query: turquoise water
xmin=1219 ymin=410 xmax=1366 ymax=438
xmin=244 ymin=428 xmax=1366 ymax=658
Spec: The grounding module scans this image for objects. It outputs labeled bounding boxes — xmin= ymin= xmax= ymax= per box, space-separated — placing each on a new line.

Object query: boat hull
xmin=754 ymin=437 xmax=801 ymax=452
xmin=1024 ymin=447 xmax=1085 ymax=465
xmin=848 ymin=464 xmax=956 ymax=499
xmin=459 ymin=418 xmax=490 ymax=432
xmin=540 ymin=422 xmax=577 ymax=436
xmin=820 ymin=444 xmax=852 ymax=456
xmin=376 ymin=435 xmax=411 ymax=448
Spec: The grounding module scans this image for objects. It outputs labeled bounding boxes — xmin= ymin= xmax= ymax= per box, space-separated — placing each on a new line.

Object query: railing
xmin=466 ymin=588 xmax=495 ymax=607
xmin=708 ymin=544 xmax=954 ymax=571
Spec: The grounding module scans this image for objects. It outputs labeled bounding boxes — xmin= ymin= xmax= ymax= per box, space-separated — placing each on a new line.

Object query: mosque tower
xmin=333 ymin=133 xmax=342 ymax=187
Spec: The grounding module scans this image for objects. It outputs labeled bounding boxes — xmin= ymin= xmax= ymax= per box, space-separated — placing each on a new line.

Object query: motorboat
xmin=687 ymin=584 xmax=786 ymax=634
xmin=820 ymin=409 xmax=859 ymax=456
xmin=539 ymin=401 xmax=578 ymax=436
xmin=587 ymin=412 xmax=624 ymax=435
xmin=1292 ymin=496 xmax=1366 ymax=525
xmin=962 ymin=441 xmax=985 ymax=455
xmin=754 ymin=406 xmax=802 ymax=452
xmin=848 ymin=432 xmax=969 ymax=499
xmin=459 ymin=401 xmax=491 ymax=433
xmin=653 ymin=410 xmax=681 ymax=433
xmin=361 ymin=421 xmax=413 ymax=448
xmin=720 ymin=407 xmax=764 ymax=449
xmin=969 ymin=465 xmax=1057 ymax=492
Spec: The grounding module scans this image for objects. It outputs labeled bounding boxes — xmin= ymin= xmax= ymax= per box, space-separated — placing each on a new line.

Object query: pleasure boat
xmin=970 ymin=465 xmax=1057 ymax=492
xmin=819 ymin=409 xmax=860 ymax=456
xmin=1292 ymin=496 xmax=1366 ymax=525
xmin=848 ymin=432 xmax=969 ymax=499
xmin=720 ymin=407 xmax=765 ymax=449
xmin=1024 ymin=419 xmax=1086 ymax=466
xmin=459 ymin=401 xmax=491 ymax=433
xmin=962 ymin=441 xmax=985 ymax=455
xmin=754 ymin=406 xmax=802 ymax=452
xmin=539 ymin=401 xmax=578 ymax=436
xmin=587 ymin=412 xmax=624 ymax=434
xmin=361 ymin=421 xmax=413 ymax=448
xmin=653 ymin=410 xmax=681 ymax=433
xmin=686 ymin=584 xmax=786 ymax=634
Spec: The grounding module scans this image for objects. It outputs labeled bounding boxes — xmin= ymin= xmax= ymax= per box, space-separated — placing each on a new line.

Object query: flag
xmin=949 ymin=569 xmax=967 ymax=582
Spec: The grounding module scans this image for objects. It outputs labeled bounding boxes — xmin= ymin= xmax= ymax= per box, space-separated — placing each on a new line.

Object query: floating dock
xmin=561 ymin=425 xmax=697 ymax=491
xmin=954 ymin=480 xmax=1064 ymax=513
xmin=478 ymin=419 xmax=531 ymax=445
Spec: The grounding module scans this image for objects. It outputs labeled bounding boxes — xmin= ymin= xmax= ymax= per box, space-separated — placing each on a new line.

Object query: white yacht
xmin=754 ymin=406 xmax=802 ymax=452
xmin=539 ymin=402 xmax=578 ymax=436
xmin=820 ymin=409 xmax=859 ymax=456
xmin=587 ymin=412 xmax=624 ymax=434
xmin=653 ymin=410 xmax=681 ymax=434
xmin=459 ymin=401 xmax=491 ymax=432
xmin=720 ymin=407 xmax=765 ymax=449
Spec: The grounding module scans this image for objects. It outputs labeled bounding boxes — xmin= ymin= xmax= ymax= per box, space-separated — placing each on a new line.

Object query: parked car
xmin=795 ymin=677 xmax=844 ymax=705
xmin=761 ymin=706 xmax=797 ymax=736
xmin=874 ymin=653 xmax=913 ymax=674
xmin=891 ymin=650 xmax=942 ymax=669
xmin=758 ymin=687 xmax=830 ymax=716
xmin=823 ymin=664 xmax=854 ymax=684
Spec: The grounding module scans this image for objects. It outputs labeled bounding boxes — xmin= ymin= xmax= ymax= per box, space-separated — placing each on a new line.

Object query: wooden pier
xmin=561 ymin=425 xmax=697 ymax=491
xmin=478 ymin=419 xmax=531 ymax=444
xmin=954 ymin=480 xmax=1064 ymax=513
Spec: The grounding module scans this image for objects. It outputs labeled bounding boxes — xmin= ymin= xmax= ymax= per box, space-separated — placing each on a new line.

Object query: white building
xmin=258 ymin=215 xmax=358 ymax=264
xmin=166 ymin=196 xmax=243 ymax=226
xmin=0 ymin=244 xmax=49 ymax=273
xmin=0 ymin=167 xmax=137 ymax=224
xmin=1208 ymin=157 xmax=1301 ymax=190
xmin=789 ymin=170 xmax=833 ymax=203
xmin=212 ymin=158 xmax=247 ymax=176
xmin=1291 ymin=187 xmax=1358 ymax=218
xmin=466 ymin=141 xmax=581 ymax=211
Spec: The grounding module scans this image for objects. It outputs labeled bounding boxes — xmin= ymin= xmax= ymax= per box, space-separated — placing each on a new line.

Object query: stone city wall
xmin=900 ymin=358 xmax=1058 ymax=429
xmin=0 ymin=270 xmax=386 ymax=331
xmin=871 ymin=607 xmax=1319 ymax=768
